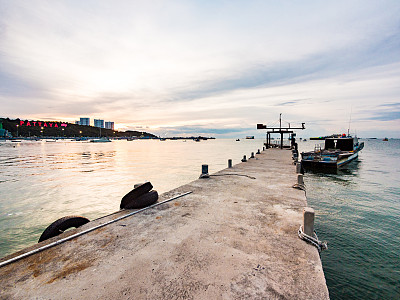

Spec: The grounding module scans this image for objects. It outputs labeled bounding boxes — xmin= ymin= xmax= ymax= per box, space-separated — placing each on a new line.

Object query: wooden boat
xmin=301 ymin=135 xmax=364 ymax=169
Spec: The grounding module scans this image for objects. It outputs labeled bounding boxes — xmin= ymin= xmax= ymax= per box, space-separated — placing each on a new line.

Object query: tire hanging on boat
xmin=38 ymin=216 xmax=90 ymax=243
xmin=120 ymin=182 xmax=153 ymax=209
xmin=122 ymin=190 xmax=159 ymax=209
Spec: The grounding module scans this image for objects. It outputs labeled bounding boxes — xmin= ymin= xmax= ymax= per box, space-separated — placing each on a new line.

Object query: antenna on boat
xmin=348 ymin=107 xmax=352 ymax=136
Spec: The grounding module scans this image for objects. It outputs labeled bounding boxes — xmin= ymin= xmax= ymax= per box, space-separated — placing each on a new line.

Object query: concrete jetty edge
xmin=0 ymin=148 xmax=329 ymax=299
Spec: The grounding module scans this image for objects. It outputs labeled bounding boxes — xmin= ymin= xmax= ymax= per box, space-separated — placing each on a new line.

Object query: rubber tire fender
xmin=120 ymin=182 xmax=153 ymax=209
xmin=38 ymin=216 xmax=90 ymax=243
xmin=123 ymin=190 xmax=158 ymax=209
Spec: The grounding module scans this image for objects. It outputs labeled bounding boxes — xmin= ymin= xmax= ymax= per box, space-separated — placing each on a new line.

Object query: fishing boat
xmin=301 ymin=134 xmax=364 ymax=169
xmin=246 ymin=136 xmax=254 ymax=139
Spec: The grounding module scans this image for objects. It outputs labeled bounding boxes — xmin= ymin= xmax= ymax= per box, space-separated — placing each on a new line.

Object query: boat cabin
xmin=325 ymin=137 xmax=356 ymax=151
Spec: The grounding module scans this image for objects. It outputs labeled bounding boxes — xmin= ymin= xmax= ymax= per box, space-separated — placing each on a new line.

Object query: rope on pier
xmin=292 ymin=183 xmax=306 ymax=191
xmin=210 ymin=174 xmax=256 ymax=179
xmin=298 ymin=225 xmax=328 ymax=254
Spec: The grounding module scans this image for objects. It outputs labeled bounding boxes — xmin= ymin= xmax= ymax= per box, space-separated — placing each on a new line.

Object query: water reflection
xmin=304 ymin=159 xmax=361 ymax=188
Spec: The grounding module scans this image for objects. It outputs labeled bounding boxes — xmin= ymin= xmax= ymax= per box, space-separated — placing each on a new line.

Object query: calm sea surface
xmin=1 ymin=138 xmax=399 ymax=299
xmin=299 ymin=139 xmax=400 ymax=300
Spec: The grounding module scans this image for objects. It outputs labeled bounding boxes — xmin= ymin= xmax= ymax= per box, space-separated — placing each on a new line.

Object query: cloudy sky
xmin=1 ymin=0 xmax=399 ymax=138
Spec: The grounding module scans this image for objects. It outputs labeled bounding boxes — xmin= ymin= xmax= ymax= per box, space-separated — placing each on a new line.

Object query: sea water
xmin=0 ymin=138 xmax=399 ymax=299
xmin=299 ymin=139 xmax=400 ymax=299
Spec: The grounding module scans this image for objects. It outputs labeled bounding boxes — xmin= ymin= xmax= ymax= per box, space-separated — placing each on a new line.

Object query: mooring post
xmin=257 ymin=149 xmax=260 ymax=154
xmin=228 ymin=159 xmax=232 ymax=168
xmin=297 ymin=174 xmax=304 ymax=185
xmin=263 ymin=146 xmax=265 ymax=151
xmin=241 ymin=155 xmax=247 ymax=162
xmin=303 ymin=207 xmax=315 ymax=236
xmin=250 ymin=152 xmax=254 ymax=158
xmin=199 ymin=164 xmax=210 ymax=178
xmin=296 ymin=162 xmax=302 ymax=174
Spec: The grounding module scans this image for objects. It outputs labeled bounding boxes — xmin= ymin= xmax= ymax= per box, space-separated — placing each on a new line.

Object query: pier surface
xmin=0 ymin=149 xmax=329 ymax=299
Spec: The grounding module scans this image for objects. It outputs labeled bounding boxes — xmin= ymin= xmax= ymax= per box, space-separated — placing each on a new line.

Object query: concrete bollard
xmin=303 ymin=207 xmax=315 ymax=236
xmin=228 ymin=159 xmax=232 ymax=168
xmin=263 ymin=146 xmax=265 ymax=151
xmin=199 ymin=164 xmax=210 ymax=178
xmin=297 ymin=174 xmax=304 ymax=185
xmin=257 ymin=149 xmax=260 ymax=154
xmin=241 ymin=155 xmax=247 ymax=162
xmin=296 ymin=162 xmax=302 ymax=174
xmin=250 ymin=152 xmax=254 ymax=158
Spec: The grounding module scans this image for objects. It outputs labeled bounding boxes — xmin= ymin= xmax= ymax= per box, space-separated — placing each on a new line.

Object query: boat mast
xmin=348 ymin=107 xmax=352 ymax=136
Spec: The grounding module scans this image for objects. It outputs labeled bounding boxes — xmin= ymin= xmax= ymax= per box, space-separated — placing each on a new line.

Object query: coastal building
xmin=94 ymin=119 xmax=104 ymax=128
xmin=75 ymin=121 xmax=79 ymax=125
xmin=105 ymin=122 xmax=114 ymax=130
xmin=0 ymin=121 xmax=12 ymax=138
xmin=79 ymin=118 xmax=90 ymax=126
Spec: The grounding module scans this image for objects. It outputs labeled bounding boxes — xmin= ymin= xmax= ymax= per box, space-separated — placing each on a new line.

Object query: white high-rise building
xmin=105 ymin=122 xmax=114 ymax=130
xmin=79 ymin=118 xmax=90 ymax=126
xmin=94 ymin=119 xmax=104 ymax=128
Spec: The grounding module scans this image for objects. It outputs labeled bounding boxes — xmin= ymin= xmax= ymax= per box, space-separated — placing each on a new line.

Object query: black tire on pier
xmin=120 ymin=182 xmax=153 ymax=209
xmin=123 ymin=190 xmax=159 ymax=209
xmin=38 ymin=216 xmax=90 ymax=243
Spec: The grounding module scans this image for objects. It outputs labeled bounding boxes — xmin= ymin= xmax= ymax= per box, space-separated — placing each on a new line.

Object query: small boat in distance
xmin=383 ymin=137 xmax=388 ymax=141
xmin=89 ymin=137 xmax=111 ymax=143
xmin=236 ymin=139 xmax=240 ymax=141
xmin=301 ymin=134 xmax=364 ymax=169
xmin=246 ymin=136 xmax=254 ymax=139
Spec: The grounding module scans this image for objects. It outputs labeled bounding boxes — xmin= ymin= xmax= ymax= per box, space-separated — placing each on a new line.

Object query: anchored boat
xmin=89 ymin=137 xmax=111 ymax=143
xmin=301 ymin=135 xmax=364 ymax=169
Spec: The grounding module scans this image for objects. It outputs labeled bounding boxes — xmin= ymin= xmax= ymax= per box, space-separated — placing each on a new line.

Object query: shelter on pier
xmin=257 ymin=114 xmax=305 ymax=149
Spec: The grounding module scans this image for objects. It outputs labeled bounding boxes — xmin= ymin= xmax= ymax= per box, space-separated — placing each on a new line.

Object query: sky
xmin=0 ymin=0 xmax=399 ymax=138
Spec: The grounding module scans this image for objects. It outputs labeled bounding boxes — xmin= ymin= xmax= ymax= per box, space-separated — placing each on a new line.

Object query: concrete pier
xmin=0 ymin=149 xmax=329 ymax=299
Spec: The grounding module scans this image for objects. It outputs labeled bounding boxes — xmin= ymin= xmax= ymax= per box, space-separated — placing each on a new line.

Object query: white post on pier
xmin=303 ymin=207 xmax=315 ymax=236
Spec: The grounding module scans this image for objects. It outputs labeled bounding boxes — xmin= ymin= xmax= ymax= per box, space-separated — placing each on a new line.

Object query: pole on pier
xmin=228 ymin=159 xmax=232 ymax=168
xmin=199 ymin=164 xmax=210 ymax=178
xmin=297 ymin=174 xmax=304 ymax=185
xmin=303 ymin=207 xmax=315 ymax=236
xmin=296 ymin=162 xmax=301 ymax=174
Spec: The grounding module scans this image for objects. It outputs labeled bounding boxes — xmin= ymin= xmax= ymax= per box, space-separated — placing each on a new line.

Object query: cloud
xmin=366 ymin=110 xmax=400 ymax=121
xmin=1 ymin=1 xmax=400 ymax=137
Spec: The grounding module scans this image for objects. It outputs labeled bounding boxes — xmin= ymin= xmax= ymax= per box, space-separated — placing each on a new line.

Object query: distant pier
xmin=0 ymin=148 xmax=329 ymax=299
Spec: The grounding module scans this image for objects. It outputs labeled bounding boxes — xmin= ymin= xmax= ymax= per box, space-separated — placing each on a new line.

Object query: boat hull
xmin=301 ymin=141 xmax=363 ymax=170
